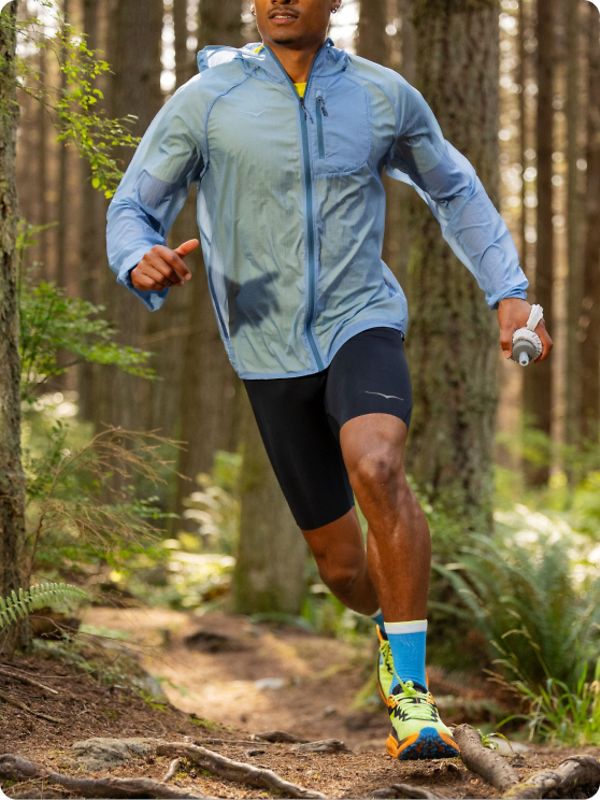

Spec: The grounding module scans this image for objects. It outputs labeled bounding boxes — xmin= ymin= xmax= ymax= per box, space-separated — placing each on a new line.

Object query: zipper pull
xmin=300 ymin=95 xmax=314 ymax=123
xmin=316 ymin=90 xmax=328 ymax=117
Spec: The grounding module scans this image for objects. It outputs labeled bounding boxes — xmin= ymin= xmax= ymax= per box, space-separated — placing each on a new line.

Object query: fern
xmin=0 ymin=582 xmax=87 ymax=631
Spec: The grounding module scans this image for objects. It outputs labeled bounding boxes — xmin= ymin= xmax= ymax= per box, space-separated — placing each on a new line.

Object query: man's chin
xmin=270 ymin=34 xmax=301 ymax=45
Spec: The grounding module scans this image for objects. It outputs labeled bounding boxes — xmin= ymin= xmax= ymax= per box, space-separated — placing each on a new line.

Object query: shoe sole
xmin=386 ymin=727 xmax=460 ymax=761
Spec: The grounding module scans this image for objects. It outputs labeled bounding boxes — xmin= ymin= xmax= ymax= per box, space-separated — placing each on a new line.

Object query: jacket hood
xmin=196 ymin=38 xmax=348 ymax=81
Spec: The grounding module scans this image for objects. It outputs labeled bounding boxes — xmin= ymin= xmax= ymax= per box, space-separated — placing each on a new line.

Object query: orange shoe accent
xmin=386 ymin=731 xmax=419 ymax=758
xmin=440 ymin=731 xmax=461 ymax=753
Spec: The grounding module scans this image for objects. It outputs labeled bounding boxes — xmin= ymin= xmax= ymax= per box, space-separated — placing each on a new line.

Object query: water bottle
xmin=511 ymin=304 xmax=544 ymax=367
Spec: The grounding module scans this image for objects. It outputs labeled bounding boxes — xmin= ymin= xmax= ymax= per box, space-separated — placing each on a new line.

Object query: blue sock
xmin=385 ymin=619 xmax=428 ymax=692
xmin=370 ymin=608 xmax=386 ymax=638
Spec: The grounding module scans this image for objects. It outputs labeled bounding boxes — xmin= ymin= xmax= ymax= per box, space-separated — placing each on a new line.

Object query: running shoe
xmin=386 ymin=679 xmax=460 ymax=760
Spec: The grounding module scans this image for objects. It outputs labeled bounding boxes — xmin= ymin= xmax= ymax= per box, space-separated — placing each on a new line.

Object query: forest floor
xmin=0 ymin=603 xmax=599 ymax=799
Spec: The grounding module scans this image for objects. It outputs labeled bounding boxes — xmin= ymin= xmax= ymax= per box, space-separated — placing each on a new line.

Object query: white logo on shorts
xmin=365 ymin=391 xmax=405 ymax=401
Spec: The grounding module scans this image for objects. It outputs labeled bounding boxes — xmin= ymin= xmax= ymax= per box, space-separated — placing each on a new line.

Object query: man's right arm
xmin=105 ymin=75 xmax=206 ymax=312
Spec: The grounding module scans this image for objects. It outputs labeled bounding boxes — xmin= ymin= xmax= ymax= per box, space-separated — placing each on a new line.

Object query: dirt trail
xmin=82 ymin=605 xmax=390 ymax=748
xmin=0 ymin=604 xmax=597 ymax=799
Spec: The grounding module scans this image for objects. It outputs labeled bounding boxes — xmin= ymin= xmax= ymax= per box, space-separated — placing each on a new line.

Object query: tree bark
xmin=580 ymin=6 xmax=600 ymax=446
xmin=233 ymin=394 xmax=307 ymax=616
xmin=405 ymin=0 xmax=500 ymax=532
xmin=357 ymin=0 xmax=387 ymax=62
xmin=564 ymin=0 xmax=584 ymax=469
xmin=78 ymin=0 xmax=109 ymax=423
xmin=172 ymin=0 xmax=243 ymax=526
xmin=523 ymin=0 xmax=555 ymax=486
xmin=0 ymin=0 xmax=30 ymax=655
xmin=101 ymin=0 xmax=163 ymax=435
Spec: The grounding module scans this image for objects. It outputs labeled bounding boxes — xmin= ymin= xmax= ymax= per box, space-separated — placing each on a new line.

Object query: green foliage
xmin=181 ymin=450 xmax=242 ymax=556
xmin=22 ymin=409 xmax=183 ymax=585
xmin=498 ymin=660 xmax=600 ymax=746
xmin=0 ymin=582 xmax=87 ymax=631
xmin=18 ymin=266 xmax=155 ymax=403
xmin=15 ymin=3 xmax=140 ymax=197
xmin=434 ymin=525 xmax=600 ymax=692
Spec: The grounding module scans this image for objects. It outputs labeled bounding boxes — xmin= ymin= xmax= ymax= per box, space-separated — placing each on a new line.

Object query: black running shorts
xmin=243 ymin=326 xmax=413 ymax=531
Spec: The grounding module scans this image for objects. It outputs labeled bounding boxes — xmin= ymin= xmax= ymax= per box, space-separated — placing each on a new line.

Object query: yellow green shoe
xmin=376 ymin=625 xmax=395 ymax=705
xmin=386 ymin=679 xmax=460 ymax=760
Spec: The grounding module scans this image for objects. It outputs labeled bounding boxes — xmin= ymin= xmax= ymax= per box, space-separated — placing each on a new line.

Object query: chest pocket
xmin=312 ymin=80 xmax=371 ymax=174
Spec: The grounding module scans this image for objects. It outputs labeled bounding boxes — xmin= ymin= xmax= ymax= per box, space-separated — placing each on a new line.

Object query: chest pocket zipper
xmin=316 ymin=91 xmax=328 ymax=159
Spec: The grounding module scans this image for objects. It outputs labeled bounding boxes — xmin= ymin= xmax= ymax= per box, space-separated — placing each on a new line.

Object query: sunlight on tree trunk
xmin=0 ymin=0 xmax=30 ymax=655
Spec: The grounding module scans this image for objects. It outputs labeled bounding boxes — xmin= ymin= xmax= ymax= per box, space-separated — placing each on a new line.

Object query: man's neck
xmin=266 ymin=39 xmax=325 ymax=84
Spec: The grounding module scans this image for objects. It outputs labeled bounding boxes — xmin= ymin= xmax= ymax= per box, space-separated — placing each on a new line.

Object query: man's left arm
xmin=386 ymin=75 xmax=552 ymax=362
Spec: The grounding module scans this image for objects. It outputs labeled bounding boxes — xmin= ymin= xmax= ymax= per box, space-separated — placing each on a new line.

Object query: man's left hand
xmin=497 ymin=298 xmax=553 ymax=362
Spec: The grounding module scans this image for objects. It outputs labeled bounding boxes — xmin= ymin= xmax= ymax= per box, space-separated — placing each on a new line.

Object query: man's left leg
xmin=339 ymin=412 xmax=459 ymax=760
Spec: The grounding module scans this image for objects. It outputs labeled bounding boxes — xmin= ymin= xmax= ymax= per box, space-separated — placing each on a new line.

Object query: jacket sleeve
xmin=106 ymin=76 xmax=205 ymax=312
xmin=385 ymin=76 xmax=528 ymax=310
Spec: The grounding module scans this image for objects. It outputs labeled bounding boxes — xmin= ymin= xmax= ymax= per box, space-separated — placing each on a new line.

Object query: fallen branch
xmin=156 ymin=741 xmax=325 ymax=799
xmin=0 ymin=753 xmax=205 ymax=799
xmin=0 ymin=688 xmax=61 ymax=723
xmin=503 ymin=755 xmax=600 ymax=799
xmin=452 ymin=724 xmax=519 ymax=792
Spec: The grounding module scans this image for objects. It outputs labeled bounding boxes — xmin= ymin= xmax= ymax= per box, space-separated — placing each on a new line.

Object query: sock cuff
xmin=370 ymin=608 xmax=383 ymax=620
xmin=385 ymin=619 xmax=428 ymax=635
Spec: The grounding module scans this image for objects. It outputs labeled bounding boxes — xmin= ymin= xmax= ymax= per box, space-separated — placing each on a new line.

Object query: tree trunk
xmin=564 ymin=0 xmax=584 ymax=471
xmin=56 ymin=0 xmax=69 ymax=289
xmin=101 ymin=0 xmax=163 ymax=435
xmin=173 ymin=0 xmax=193 ymax=86
xmin=357 ymin=0 xmax=387 ymax=62
xmin=405 ymin=0 xmax=501 ymax=533
xmin=580 ymin=6 xmax=600 ymax=445
xmin=78 ymin=0 xmax=109 ymax=423
xmin=0 ymin=0 xmax=30 ymax=655
xmin=523 ymin=0 xmax=555 ymax=486
xmin=233 ymin=395 xmax=307 ymax=616
xmin=173 ymin=0 xmax=243 ymax=526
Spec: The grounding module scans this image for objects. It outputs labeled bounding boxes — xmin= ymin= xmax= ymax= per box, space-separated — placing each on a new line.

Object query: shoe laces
xmin=379 ymin=638 xmax=394 ymax=674
xmin=389 ymin=679 xmax=440 ymax=723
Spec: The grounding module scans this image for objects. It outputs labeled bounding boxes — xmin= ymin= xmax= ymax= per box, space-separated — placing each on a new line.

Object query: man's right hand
xmin=130 ymin=239 xmax=200 ymax=291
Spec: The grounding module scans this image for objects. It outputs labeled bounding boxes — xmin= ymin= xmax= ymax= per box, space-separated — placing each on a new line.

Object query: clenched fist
xmin=131 ymin=239 xmax=200 ymax=291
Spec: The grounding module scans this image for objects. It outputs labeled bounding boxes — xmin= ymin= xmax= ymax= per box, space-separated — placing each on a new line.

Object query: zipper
xmin=263 ymin=44 xmax=326 ymax=372
xmin=315 ymin=90 xmax=328 ymax=159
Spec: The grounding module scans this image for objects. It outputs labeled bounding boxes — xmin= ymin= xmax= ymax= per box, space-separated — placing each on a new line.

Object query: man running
xmin=106 ymin=0 xmax=552 ymax=761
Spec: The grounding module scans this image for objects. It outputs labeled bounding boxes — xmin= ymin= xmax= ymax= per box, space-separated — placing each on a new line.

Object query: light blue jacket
xmin=106 ymin=38 xmax=528 ymax=379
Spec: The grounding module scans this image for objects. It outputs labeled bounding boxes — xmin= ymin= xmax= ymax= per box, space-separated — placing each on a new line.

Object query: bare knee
xmin=348 ymin=447 xmax=409 ymax=505
xmin=318 ymin=559 xmax=363 ymax=598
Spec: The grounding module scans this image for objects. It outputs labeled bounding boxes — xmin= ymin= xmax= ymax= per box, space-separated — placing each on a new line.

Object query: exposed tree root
xmin=254 ymin=729 xmax=308 ymax=743
xmin=452 ymin=724 xmax=519 ymax=791
xmin=156 ymin=741 xmax=326 ymax=798
xmin=0 ymin=753 xmax=205 ymax=798
xmin=162 ymin=757 xmax=182 ymax=783
xmin=0 ymin=688 xmax=61 ymax=723
xmin=371 ymin=783 xmax=443 ymax=798
xmin=453 ymin=725 xmax=600 ymax=799
xmin=503 ymin=756 xmax=600 ymax=799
